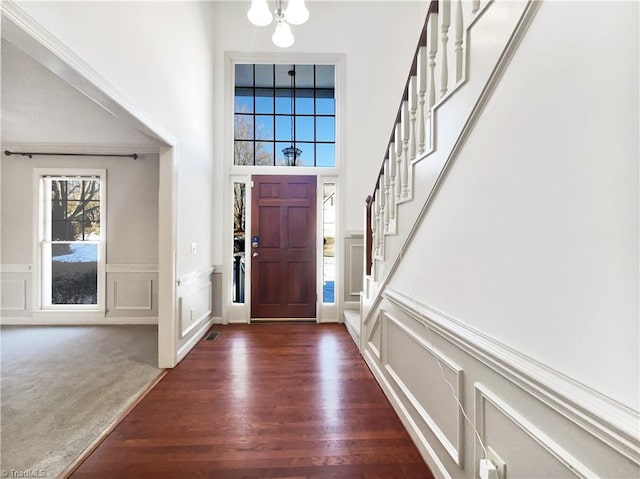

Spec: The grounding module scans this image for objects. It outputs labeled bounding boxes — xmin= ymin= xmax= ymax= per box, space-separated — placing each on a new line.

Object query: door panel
xmin=251 ymin=175 xmax=316 ymax=319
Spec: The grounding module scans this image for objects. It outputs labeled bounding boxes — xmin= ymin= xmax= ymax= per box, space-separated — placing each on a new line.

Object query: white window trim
xmin=33 ymin=168 xmax=107 ymax=314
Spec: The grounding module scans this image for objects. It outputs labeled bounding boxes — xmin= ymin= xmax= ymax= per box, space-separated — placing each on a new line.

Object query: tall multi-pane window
xmin=234 ymin=64 xmax=336 ymax=167
xmin=41 ymin=176 xmax=103 ymax=308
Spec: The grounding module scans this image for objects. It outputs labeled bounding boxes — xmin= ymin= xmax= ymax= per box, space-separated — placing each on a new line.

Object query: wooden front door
xmin=251 ymin=175 xmax=316 ymax=319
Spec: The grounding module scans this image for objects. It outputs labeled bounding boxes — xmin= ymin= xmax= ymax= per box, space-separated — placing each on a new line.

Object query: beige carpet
xmin=1 ymin=325 xmax=162 ymax=478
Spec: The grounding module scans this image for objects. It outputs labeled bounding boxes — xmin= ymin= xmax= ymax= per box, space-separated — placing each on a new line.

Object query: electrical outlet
xmin=487 ymin=447 xmax=506 ymax=479
xmin=480 ymin=459 xmax=499 ymax=479
xmin=191 ymin=242 xmax=197 ymax=255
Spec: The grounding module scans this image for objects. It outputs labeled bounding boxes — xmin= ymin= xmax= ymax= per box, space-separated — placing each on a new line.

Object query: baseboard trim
xmin=176 ymin=316 xmax=214 ymax=362
xmin=60 ymin=368 xmax=168 ymax=479
xmin=1 ymin=316 xmax=158 ymax=325
xmin=364 ymin=348 xmax=452 ymax=479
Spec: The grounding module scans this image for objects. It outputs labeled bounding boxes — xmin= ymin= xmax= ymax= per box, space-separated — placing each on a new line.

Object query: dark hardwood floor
xmin=71 ymin=323 xmax=434 ymax=479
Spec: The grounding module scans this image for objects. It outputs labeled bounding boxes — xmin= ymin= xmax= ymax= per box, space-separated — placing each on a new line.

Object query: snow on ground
xmin=53 ymin=244 xmax=97 ymax=263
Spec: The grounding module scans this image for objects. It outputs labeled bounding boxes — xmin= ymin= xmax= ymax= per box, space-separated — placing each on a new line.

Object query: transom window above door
xmin=234 ymin=63 xmax=336 ymax=167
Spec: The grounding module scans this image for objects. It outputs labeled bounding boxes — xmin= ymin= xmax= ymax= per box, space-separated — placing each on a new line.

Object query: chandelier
xmin=247 ymin=0 xmax=309 ymax=48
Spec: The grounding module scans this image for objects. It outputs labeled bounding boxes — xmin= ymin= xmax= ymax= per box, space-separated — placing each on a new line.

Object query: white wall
xmin=1 ymin=39 xmax=156 ymax=147
xmin=209 ymin=0 xmax=428 ymax=266
xmin=15 ymin=0 xmax=216 ymax=279
xmin=390 ymin=0 xmax=639 ymax=410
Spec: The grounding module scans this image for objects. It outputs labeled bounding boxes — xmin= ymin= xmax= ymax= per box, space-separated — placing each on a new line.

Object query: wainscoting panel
xmin=178 ymin=267 xmax=214 ymax=340
xmin=106 ymin=267 xmax=158 ymax=319
xmin=474 ymin=383 xmax=595 ymax=479
xmin=1 ymin=278 xmax=27 ymax=311
xmin=367 ymin=312 xmax=381 ymax=360
xmin=384 ymin=312 xmax=464 ymax=466
xmin=344 ymin=234 xmax=364 ymax=303
xmin=113 ymin=279 xmax=152 ymax=310
xmin=360 ymin=287 xmax=640 ymax=479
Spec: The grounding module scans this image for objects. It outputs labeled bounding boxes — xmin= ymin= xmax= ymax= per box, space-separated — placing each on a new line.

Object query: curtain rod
xmin=4 ymin=150 xmax=139 ymax=160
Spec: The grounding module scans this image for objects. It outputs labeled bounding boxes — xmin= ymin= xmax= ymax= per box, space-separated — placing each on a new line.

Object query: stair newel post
xmin=417 ymin=46 xmax=427 ymax=155
xmin=383 ymin=160 xmax=390 ymax=233
xmin=408 ymin=76 xmax=418 ymax=164
xmin=455 ymin=0 xmax=464 ymax=83
xmin=400 ymin=101 xmax=410 ymax=198
xmin=427 ymin=13 xmax=438 ymax=149
xmin=395 ymin=124 xmax=403 ymax=201
xmin=388 ymin=143 xmax=396 ymax=223
xmin=439 ymin=0 xmax=451 ymax=98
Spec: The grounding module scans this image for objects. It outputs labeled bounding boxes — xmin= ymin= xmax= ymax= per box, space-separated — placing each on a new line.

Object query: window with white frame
xmin=40 ymin=174 xmax=105 ymax=309
xmin=234 ymin=63 xmax=336 ymax=167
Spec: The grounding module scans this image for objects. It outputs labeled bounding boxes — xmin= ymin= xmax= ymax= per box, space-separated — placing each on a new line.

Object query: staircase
xmin=360 ymin=0 xmax=539 ymax=346
xmin=355 ymin=2 xmax=640 ymax=479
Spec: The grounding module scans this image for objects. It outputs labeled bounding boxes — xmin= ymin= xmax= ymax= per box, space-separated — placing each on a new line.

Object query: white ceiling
xmin=0 ymin=39 xmax=158 ymax=147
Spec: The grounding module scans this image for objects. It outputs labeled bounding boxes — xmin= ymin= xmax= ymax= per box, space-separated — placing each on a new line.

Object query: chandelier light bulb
xmin=247 ymin=0 xmax=273 ymax=26
xmin=272 ymin=21 xmax=294 ymax=48
xmin=284 ymin=0 xmax=309 ymax=25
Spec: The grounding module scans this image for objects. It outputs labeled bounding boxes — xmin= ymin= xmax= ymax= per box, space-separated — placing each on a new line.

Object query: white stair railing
xmin=365 ymin=0 xmax=486 ymax=281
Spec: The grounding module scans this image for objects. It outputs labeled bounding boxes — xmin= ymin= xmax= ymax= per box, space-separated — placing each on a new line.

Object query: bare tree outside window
xmin=49 ymin=178 xmax=100 ymax=305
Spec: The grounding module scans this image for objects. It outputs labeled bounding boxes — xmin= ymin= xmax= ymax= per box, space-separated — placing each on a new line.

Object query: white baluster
xmin=378 ymin=174 xmax=386 ymax=234
xmin=372 ymin=197 xmax=378 ymax=257
xmin=440 ymin=0 xmax=451 ymax=98
xmin=400 ymin=101 xmax=410 ymax=198
xmin=395 ymin=124 xmax=403 ymax=201
xmin=388 ymin=144 xmax=396 ymax=222
xmin=455 ymin=0 xmax=464 ymax=83
xmin=408 ymin=76 xmax=418 ymax=164
xmin=377 ymin=179 xmax=384 ymax=256
xmin=417 ymin=47 xmax=427 ymax=155
xmin=472 ymin=0 xmax=480 ymax=15
xmin=383 ymin=160 xmax=390 ymax=233
xmin=427 ymin=13 xmax=438 ymax=149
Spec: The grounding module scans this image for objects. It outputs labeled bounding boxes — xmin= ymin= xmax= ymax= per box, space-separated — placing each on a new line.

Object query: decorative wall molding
xmin=177 ymin=266 xmax=215 ymax=287
xmin=113 ymin=279 xmax=153 ymax=310
xmin=384 ymin=287 xmax=640 ymax=465
xmin=384 ymin=311 xmax=464 ymax=466
xmin=364 ymin=348 xmax=453 ymax=479
xmin=0 ymin=264 xmax=32 ymax=273
xmin=106 ymin=264 xmax=159 ymax=273
xmin=348 ymin=243 xmax=364 ymax=297
xmin=0 ymin=279 xmax=27 ymax=310
xmin=367 ymin=314 xmax=381 ymax=361
xmin=475 ymin=383 xmax=597 ymax=479
xmin=179 ymin=281 xmax=213 ymax=338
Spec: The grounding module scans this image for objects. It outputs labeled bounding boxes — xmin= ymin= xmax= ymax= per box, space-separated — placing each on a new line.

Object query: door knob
xmin=252 ymin=252 xmax=259 ymax=258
